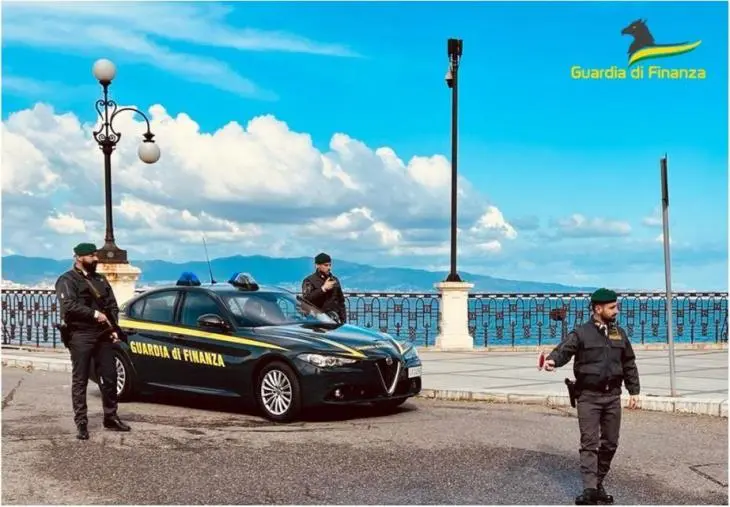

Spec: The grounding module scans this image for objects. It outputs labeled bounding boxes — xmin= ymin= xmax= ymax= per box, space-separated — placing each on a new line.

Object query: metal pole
xmin=661 ymin=154 xmax=677 ymax=397
xmin=446 ymin=38 xmax=462 ymax=283
xmin=449 ymin=56 xmax=460 ymax=282
xmin=103 ymin=144 xmax=115 ymax=247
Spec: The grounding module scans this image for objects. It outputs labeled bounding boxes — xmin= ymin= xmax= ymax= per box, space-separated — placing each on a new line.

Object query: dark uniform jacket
xmin=547 ymin=320 xmax=640 ymax=396
xmin=55 ymin=266 xmax=119 ymax=336
xmin=301 ymin=271 xmax=347 ymax=324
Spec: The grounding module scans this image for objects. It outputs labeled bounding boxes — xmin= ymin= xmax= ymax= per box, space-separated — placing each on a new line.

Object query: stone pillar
xmin=433 ymin=281 xmax=474 ymax=350
xmin=97 ymin=262 xmax=142 ymax=306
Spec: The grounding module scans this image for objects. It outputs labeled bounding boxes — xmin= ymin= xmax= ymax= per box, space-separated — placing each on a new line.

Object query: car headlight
xmin=299 ymin=353 xmax=357 ymax=368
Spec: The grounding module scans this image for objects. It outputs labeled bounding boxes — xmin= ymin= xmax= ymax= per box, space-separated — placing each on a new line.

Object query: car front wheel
xmin=256 ymin=361 xmax=302 ymax=423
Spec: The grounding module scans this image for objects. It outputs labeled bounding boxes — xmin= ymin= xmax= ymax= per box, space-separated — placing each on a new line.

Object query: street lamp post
xmin=91 ymin=58 xmax=161 ymax=264
xmin=445 ymin=38 xmax=463 ymax=282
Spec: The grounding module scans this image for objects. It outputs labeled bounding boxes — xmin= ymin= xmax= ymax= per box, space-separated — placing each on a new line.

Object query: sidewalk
xmin=417 ymin=349 xmax=728 ymax=418
xmin=2 ymin=346 xmax=727 ymax=418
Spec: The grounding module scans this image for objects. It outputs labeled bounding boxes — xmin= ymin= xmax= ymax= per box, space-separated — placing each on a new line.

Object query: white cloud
xmin=1 ymin=125 xmax=61 ymax=196
xmin=1 ymin=102 xmax=515 ymax=265
xmin=555 ymin=214 xmax=631 ymax=238
xmin=44 ymin=212 xmax=87 ymax=235
xmin=1 ymin=2 xmax=358 ymax=100
xmin=642 ymin=207 xmax=663 ymax=227
xmin=469 ymin=206 xmax=518 ymax=240
xmin=2 ymin=76 xmax=97 ymax=100
xmin=4 ymin=102 xmax=718 ymax=290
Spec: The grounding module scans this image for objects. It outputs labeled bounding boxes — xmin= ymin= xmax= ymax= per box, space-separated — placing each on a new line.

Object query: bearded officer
xmin=301 ymin=252 xmax=347 ymax=323
xmin=542 ymin=288 xmax=640 ymax=505
xmin=55 ymin=242 xmax=131 ymax=440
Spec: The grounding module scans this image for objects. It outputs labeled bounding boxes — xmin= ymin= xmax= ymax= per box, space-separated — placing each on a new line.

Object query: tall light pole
xmin=445 ymin=38 xmax=463 ymax=282
xmin=91 ymin=58 xmax=161 ymax=264
xmin=660 ymin=154 xmax=678 ymax=397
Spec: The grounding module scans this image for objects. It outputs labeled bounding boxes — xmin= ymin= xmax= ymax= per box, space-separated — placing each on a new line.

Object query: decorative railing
xmin=1 ymin=289 xmax=727 ymax=349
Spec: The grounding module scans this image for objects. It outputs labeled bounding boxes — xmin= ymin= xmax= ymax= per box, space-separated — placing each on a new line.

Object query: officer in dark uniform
xmin=542 ymin=288 xmax=640 ymax=505
xmin=55 ymin=242 xmax=131 ymax=440
xmin=301 ymin=252 xmax=347 ymax=323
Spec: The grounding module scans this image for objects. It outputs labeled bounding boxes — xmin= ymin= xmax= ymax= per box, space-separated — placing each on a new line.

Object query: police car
xmin=91 ymin=272 xmax=423 ymax=422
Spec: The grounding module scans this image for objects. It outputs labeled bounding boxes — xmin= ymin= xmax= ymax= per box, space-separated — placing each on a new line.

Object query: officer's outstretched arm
xmin=546 ymin=331 xmax=579 ymax=367
xmin=55 ymin=276 xmax=96 ymax=322
xmin=621 ymin=336 xmax=641 ymax=395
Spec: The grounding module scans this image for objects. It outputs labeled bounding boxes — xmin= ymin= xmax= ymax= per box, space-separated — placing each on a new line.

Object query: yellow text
xmin=129 ymin=341 xmax=226 ymax=368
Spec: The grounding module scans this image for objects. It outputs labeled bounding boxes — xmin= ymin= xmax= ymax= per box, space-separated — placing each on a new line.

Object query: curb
xmin=416 ymin=389 xmax=728 ymax=418
xmin=419 ymin=343 xmax=728 ymax=353
xmin=3 ymin=353 xmax=726 ymax=419
xmin=2 ymin=356 xmax=72 ymax=373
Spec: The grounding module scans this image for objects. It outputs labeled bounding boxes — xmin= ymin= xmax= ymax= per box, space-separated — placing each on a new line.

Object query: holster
xmin=55 ymin=321 xmax=72 ymax=348
xmin=564 ymin=378 xmax=577 ymax=408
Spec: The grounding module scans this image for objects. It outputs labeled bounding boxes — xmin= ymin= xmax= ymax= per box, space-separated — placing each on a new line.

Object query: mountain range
xmin=1 ymin=254 xmax=596 ymax=293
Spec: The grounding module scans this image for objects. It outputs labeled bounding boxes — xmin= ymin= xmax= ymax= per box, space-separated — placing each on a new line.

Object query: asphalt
xmin=2 ymin=367 xmax=727 ymax=505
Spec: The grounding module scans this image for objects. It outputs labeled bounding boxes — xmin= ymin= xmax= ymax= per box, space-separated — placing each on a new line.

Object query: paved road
xmin=3 ymin=368 xmax=727 ymax=505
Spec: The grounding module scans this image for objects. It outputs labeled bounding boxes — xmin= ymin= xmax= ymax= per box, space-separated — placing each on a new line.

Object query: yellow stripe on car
xmin=118 ymin=318 xmax=288 ymax=351
xmin=309 ymin=335 xmax=367 ymax=359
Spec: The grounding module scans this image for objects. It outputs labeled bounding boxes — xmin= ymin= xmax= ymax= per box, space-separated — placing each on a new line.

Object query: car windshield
xmin=221 ymin=291 xmax=337 ymax=327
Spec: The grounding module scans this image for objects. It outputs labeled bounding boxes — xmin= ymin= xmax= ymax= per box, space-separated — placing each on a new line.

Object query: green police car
xmin=91 ymin=272 xmax=423 ymax=422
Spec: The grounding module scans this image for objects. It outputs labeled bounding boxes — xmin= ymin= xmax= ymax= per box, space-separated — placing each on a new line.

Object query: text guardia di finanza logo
xmin=571 ymin=19 xmax=705 ymax=80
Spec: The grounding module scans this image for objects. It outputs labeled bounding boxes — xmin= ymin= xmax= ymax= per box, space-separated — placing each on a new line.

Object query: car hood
xmin=250 ymin=323 xmax=408 ymax=359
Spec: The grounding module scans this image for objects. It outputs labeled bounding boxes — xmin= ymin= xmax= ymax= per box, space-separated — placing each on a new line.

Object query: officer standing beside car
xmin=542 ymin=288 xmax=640 ymax=506
xmin=55 ymin=242 xmax=131 ymax=440
xmin=301 ymin=252 xmax=347 ymax=323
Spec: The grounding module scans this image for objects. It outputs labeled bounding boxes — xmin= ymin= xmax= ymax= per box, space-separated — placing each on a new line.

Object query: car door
xmin=172 ymin=290 xmax=254 ymax=394
xmin=123 ymin=289 xmax=184 ymax=388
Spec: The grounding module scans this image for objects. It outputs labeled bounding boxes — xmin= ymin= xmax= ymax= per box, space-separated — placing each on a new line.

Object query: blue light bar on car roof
xmin=176 ymin=271 xmax=201 ymax=286
xmin=228 ymin=272 xmax=259 ymax=291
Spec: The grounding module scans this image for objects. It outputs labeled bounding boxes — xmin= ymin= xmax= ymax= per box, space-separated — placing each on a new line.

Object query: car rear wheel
xmin=113 ymin=350 xmax=136 ymax=402
xmin=256 ymin=361 xmax=302 ymax=423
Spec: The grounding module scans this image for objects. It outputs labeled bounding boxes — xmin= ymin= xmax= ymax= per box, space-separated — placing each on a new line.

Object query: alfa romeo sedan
xmin=91 ymin=272 xmax=423 ymax=422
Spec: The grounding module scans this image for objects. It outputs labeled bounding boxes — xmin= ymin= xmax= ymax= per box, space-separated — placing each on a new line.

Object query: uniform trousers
xmin=576 ymin=390 xmax=622 ymax=489
xmin=68 ymin=333 xmax=118 ymax=426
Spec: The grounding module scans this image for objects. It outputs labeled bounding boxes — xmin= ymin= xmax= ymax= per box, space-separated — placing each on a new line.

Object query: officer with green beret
xmin=55 ymin=242 xmax=131 ymax=439
xmin=301 ymin=252 xmax=347 ymax=324
xmin=542 ymin=288 xmax=640 ymax=505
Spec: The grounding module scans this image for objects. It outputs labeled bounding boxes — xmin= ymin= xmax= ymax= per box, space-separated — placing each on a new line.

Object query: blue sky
xmin=1 ymin=1 xmax=727 ymax=290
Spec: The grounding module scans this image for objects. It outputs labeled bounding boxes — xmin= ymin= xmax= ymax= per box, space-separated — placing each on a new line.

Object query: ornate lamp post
xmin=91 ymin=58 xmax=161 ymax=264
xmin=444 ymin=38 xmax=463 ymax=282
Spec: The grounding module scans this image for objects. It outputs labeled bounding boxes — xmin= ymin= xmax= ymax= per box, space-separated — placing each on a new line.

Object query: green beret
xmin=73 ymin=242 xmax=98 ymax=256
xmin=591 ymin=288 xmax=618 ymax=304
xmin=315 ymin=252 xmax=331 ymax=264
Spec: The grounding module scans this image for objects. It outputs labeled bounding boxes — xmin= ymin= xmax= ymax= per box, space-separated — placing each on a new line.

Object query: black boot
xmin=575 ymin=488 xmax=598 ymax=505
xmin=103 ymin=415 xmax=131 ymax=432
xmin=596 ymin=483 xmax=614 ymax=504
xmin=76 ymin=423 xmax=89 ymax=440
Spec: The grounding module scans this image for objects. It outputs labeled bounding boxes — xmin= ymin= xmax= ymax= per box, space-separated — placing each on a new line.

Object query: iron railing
xmin=1 ymin=289 xmax=727 ymax=349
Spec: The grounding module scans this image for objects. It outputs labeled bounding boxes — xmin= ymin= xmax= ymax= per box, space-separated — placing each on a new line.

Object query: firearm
xmin=102 ymin=316 xmax=128 ymax=343
xmin=564 ymin=378 xmax=577 ymax=408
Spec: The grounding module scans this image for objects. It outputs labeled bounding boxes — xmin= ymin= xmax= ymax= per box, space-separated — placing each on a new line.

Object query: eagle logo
xmin=621 ymin=19 xmax=701 ymax=67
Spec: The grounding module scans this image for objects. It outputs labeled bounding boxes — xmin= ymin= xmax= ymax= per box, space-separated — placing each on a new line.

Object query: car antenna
xmin=202 ymin=234 xmax=217 ymax=284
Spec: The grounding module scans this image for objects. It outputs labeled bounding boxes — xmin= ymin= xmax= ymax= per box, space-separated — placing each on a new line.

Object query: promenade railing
xmin=1 ymin=288 xmax=727 ymax=349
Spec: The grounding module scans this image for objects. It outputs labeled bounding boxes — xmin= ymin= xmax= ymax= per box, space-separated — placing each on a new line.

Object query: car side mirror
xmin=197 ymin=313 xmax=229 ymax=331
xmin=326 ymin=311 xmax=341 ymax=324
